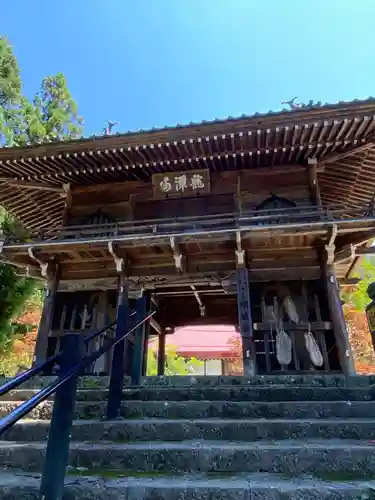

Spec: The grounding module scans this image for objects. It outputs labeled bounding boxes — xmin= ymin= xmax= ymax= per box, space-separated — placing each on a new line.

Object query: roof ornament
xmin=281 ymin=97 xmax=305 ymax=110
xmin=103 ymin=120 xmax=119 ymax=135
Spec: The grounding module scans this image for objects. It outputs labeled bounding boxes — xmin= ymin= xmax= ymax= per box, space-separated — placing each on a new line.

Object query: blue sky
xmin=1 ymin=1 xmax=375 ymax=136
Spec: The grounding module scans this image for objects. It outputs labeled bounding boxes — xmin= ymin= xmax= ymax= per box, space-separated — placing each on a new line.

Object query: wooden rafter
xmin=0 ymin=177 xmax=65 ymax=193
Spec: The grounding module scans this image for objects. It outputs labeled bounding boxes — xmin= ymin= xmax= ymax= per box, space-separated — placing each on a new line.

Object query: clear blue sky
xmin=1 ymin=1 xmax=375 ymax=136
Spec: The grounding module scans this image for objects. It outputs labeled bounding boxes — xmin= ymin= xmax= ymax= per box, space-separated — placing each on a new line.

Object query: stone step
xmin=3 ymin=384 xmax=374 ymax=403
xmin=2 ymin=440 xmax=375 ymax=475
xmin=140 ymin=374 xmax=375 ymax=388
xmin=1 ymin=471 xmax=375 ymax=500
xmin=0 ymin=375 xmax=373 ymax=392
xmin=0 ymin=388 xmax=108 ymax=402
xmin=4 ymin=418 xmax=375 ymax=442
xmin=2 ymin=399 xmax=375 ymax=420
xmin=0 ymin=376 xmax=115 ymax=390
xmin=120 ymin=386 xmax=374 ymax=401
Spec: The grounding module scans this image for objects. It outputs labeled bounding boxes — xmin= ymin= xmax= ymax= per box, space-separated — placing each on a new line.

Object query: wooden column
xmin=142 ymin=317 xmax=150 ymax=376
xmin=131 ymin=294 xmax=148 ymax=384
xmin=106 ymin=272 xmax=131 ymax=419
xmin=62 ymin=183 xmax=72 ymax=225
xmin=236 ymin=267 xmax=257 ymax=376
xmin=324 ymin=262 xmax=356 ymax=375
xmin=33 ymin=264 xmax=58 ymax=367
xmin=157 ymin=331 xmax=166 ymax=376
xmin=307 ymin=158 xmax=322 ymax=207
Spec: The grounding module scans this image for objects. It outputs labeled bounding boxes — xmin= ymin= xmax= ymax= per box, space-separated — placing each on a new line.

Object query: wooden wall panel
xmin=67 ymin=168 xmax=312 ymax=224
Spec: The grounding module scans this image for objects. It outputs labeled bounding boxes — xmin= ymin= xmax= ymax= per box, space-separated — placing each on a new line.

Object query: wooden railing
xmin=2 ymin=204 xmax=374 ymax=246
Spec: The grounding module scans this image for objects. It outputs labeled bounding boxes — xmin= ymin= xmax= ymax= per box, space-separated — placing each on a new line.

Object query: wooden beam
xmin=323 ymin=141 xmax=374 ymax=164
xmin=338 ymin=278 xmax=361 ymax=286
xmin=241 ymin=164 xmax=325 ymax=176
xmin=355 ymin=247 xmax=375 ymax=256
xmin=0 ymin=177 xmax=65 ymax=193
xmin=150 ymin=316 xmax=163 ymax=335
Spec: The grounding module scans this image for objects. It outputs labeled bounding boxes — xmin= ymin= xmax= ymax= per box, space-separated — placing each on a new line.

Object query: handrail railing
xmin=83 ymin=320 xmax=116 ymax=345
xmin=2 ymin=203 xmax=374 ymax=246
xmin=0 ymin=313 xmax=137 ymax=397
xmin=0 ymin=310 xmax=154 ymax=435
xmin=0 ymin=308 xmax=155 ymax=500
xmin=0 ymin=352 xmax=61 ymax=397
xmin=0 ymin=319 xmax=123 ymax=398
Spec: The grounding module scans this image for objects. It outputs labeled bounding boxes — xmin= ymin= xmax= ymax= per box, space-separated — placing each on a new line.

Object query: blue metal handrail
xmin=0 ymin=311 xmax=136 ymax=399
xmin=0 ymin=351 xmax=61 ymax=397
xmin=0 ymin=309 xmax=155 ymax=436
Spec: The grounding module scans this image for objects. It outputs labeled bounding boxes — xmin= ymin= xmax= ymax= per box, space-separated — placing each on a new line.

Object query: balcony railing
xmin=2 ymin=204 xmax=374 ymax=246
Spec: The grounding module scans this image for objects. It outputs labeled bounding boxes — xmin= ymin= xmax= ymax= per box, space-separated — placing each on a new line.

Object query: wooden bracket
xmin=190 ymin=285 xmax=205 ymax=317
xmin=108 ymin=241 xmax=124 ymax=273
xmin=325 ymin=224 xmax=338 ymax=265
xmin=170 ymin=237 xmax=185 ymax=273
xmin=235 ymin=231 xmax=245 ymax=267
xmin=27 ymin=248 xmax=50 ymax=278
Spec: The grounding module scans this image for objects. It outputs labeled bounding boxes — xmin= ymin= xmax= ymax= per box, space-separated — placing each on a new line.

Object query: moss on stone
xmin=313 ymin=471 xmax=375 ymax=482
xmin=67 ymin=468 xmax=176 ymax=478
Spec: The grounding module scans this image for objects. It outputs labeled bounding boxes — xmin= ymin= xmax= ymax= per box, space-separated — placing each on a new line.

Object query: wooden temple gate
xmin=2 ymin=99 xmax=375 ymax=378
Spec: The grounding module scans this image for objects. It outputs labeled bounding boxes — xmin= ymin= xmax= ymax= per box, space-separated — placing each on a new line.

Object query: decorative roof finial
xmin=281 ymin=97 xmax=305 ymax=110
xmin=103 ymin=120 xmax=119 ymax=135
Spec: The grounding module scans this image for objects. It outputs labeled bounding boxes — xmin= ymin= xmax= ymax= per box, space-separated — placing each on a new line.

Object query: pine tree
xmin=0 ymin=37 xmax=22 ymax=146
xmin=0 ymin=37 xmax=83 ymax=351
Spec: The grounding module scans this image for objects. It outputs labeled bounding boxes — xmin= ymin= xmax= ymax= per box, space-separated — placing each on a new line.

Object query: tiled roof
xmin=1 ymin=97 xmax=375 ymax=229
xmin=1 ymin=97 xmax=375 ymax=148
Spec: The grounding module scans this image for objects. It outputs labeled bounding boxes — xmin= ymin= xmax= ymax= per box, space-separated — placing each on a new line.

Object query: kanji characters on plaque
xmin=153 ymin=169 xmax=210 ymax=198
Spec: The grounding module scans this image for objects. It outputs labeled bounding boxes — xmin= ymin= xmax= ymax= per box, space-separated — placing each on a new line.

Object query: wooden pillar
xmin=324 ymin=263 xmax=355 ymax=375
xmin=157 ymin=331 xmax=166 ymax=376
xmin=142 ymin=318 xmax=150 ymax=376
xmin=236 ymin=267 xmax=257 ymax=376
xmin=106 ymin=272 xmax=131 ymax=419
xmin=131 ymin=294 xmax=148 ymax=384
xmin=307 ymin=158 xmax=322 ymax=207
xmin=366 ymin=282 xmax=375 ymax=353
xmin=33 ymin=264 xmax=58 ymax=367
xmin=62 ymin=183 xmax=72 ymax=226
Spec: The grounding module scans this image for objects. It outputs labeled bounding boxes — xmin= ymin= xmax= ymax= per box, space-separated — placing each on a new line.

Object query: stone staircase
xmin=1 ymin=375 xmax=375 ymax=498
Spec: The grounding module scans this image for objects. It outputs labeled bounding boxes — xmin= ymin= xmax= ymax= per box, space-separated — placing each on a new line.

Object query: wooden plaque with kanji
xmin=152 ymin=169 xmax=210 ymax=199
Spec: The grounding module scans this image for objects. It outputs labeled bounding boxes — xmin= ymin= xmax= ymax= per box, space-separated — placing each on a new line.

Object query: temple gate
xmin=2 ymin=99 xmax=375 ymax=378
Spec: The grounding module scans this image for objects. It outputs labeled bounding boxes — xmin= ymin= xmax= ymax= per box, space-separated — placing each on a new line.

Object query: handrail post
xmin=131 ymin=294 xmax=148 ymax=385
xmin=39 ymin=332 xmax=83 ymax=500
xmin=106 ymin=273 xmax=130 ymax=419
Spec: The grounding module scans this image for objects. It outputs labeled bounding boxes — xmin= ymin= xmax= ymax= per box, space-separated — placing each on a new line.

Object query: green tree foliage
xmin=0 ymin=37 xmax=83 ymax=351
xmin=0 ymin=37 xmax=22 ymax=146
xmin=0 ymin=37 xmax=21 ymax=105
xmin=0 ymin=37 xmax=83 ymax=147
xmin=342 ymin=257 xmax=375 ymax=311
xmin=147 ymin=344 xmax=204 ymax=376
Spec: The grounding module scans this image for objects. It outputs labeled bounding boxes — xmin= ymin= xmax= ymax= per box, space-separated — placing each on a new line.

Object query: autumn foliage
xmin=345 ymin=306 xmax=375 ymax=374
